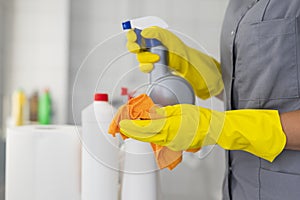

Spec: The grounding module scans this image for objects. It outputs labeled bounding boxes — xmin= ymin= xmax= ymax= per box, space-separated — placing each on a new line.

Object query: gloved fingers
xmin=126 ymin=29 xmax=137 ymax=42
xmin=139 ymin=63 xmax=154 ymax=73
xmin=155 ymin=104 xmax=187 ymax=117
xmin=137 ymin=52 xmax=160 ymax=63
xmin=119 ymin=119 xmax=168 ymax=144
xmin=137 ymin=52 xmax=160 ymax=73
xmin=126 ymin=29 xmax=141 ymax=53
xmin=126 ymin=41 xmax=140 ymax=53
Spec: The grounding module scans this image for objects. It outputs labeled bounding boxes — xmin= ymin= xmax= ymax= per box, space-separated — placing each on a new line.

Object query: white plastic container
xmin=81 ymin=93 xmax=119 ymax=200
xmin=121 ymin=139 xmax=159 ymax=200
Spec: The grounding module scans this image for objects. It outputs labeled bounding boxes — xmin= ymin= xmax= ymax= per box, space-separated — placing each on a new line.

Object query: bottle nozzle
xmin=122 ymin=21 xmax=132 ymax=30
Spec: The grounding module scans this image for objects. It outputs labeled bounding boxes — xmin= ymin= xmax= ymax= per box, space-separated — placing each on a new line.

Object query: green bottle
xmin=38 ymin=89 xmax=52 ymax=124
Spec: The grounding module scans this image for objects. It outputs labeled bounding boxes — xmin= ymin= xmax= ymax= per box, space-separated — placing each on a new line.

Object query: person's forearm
xmin=280 ymin=110 xmax=300 ymax=150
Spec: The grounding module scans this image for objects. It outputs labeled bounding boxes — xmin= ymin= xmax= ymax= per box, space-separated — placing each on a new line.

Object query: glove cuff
xmin=217 ymin=109 xmax=286 ymax=162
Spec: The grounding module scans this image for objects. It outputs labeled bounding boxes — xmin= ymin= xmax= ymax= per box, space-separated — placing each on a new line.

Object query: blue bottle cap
xmin=122 ymin=21 xmax=132 ymax=30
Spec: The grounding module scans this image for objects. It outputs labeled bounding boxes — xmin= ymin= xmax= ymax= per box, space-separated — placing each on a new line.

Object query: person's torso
xmin=220 ymin=0 xmax=300 ymax=199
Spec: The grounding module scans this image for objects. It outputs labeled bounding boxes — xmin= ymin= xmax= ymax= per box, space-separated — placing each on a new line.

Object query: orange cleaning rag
xmin=108 ymin=94 xmax=199 ymax=170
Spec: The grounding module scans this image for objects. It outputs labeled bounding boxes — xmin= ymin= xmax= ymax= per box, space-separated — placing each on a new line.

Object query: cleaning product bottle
xmin=29 ymin=91 xmax=39 ymax=123
xmin=38 ymin=89 xmax=51 ymax=124
xmin=122 ymin=16 xmax=195 ymax=106
xmin=81 ymin=93 xmax=119 ymax=200
xmin=121 ymin=139 xmax=160 ymax=200
xmin=12 ymin=89 xmax=27 ymax=126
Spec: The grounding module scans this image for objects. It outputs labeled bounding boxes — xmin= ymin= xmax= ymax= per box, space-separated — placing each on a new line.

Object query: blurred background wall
xmin=3 ymin=0 xmax=70 ymax=125
xmin=0 ymin=0 xmax=229 ymax=199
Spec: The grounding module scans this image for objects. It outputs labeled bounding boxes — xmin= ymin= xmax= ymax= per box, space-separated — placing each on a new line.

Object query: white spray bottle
xmin=122 ymin=16 xmax=195 ymax=106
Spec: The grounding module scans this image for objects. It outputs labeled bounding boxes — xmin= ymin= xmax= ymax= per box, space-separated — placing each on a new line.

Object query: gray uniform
xmin=221 ymin=0 xmax=300 ymax=199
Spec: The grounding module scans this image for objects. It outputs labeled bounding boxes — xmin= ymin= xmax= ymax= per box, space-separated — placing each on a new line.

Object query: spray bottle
xmin=122 ymin=16 xmax=195 ymax=106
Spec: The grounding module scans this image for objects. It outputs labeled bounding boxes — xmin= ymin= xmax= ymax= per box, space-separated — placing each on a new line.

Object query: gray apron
xmin=220 ymin=0 xmax=300 ymax=199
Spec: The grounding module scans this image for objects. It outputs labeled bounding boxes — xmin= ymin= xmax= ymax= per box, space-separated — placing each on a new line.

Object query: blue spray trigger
xmin=134 ymin=29 xmax=162 ymax=48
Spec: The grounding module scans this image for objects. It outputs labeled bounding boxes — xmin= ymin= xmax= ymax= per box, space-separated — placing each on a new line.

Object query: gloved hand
xmin=119 ymin=104 xmax=286 ymax=162
xmin=126 ymin=26 xmax=224 ymax=99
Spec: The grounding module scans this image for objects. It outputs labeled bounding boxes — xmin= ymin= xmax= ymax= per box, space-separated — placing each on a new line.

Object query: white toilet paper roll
xmin=5 ymin=125 xmax=81 ymax=200
xmin=121 ymin=139 xmax=159 ymax=200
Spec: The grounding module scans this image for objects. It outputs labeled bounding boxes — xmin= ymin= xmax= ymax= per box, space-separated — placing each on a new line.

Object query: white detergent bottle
xmin=81 ymin=93 xmax=119 ymax=200
xmin=121 ymin=139 xmax=160 ymax=200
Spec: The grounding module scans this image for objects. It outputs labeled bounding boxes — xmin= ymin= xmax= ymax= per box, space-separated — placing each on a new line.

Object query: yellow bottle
xmin=12 ymin=89 xmax=26 ymax=126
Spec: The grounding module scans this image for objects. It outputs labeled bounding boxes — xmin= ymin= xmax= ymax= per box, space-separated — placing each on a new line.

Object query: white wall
xmin=3 ymin=0 xmax=70 ymax=124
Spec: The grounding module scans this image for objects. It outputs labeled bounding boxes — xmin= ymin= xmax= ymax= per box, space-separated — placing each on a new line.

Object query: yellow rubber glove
xmin=126 ymin=27 xmax=224 ymax=99
xmin=119 ymin=104 xmax=286 ymax=162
